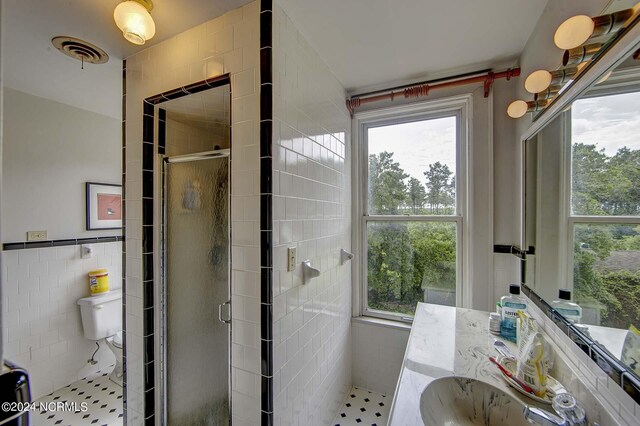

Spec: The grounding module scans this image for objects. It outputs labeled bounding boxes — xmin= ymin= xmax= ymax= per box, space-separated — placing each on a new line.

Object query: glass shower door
xmin=163 ymin=153 xmax=230 ymax=425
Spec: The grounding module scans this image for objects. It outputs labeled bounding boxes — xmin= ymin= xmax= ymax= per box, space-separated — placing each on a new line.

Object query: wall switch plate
xmin=287 ymin=247 xmax=297 ymax=272
xmin=27 ymin=231 xmax=48 ymax=241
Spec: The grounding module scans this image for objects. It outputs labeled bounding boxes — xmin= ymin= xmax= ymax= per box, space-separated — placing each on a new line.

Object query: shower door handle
xmin=218 ymin=300 xmax=231 ymax=324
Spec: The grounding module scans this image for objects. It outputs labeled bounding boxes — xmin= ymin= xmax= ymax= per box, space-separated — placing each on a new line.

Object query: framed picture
xmin=86 ymin=182 xmax=123 ymax=230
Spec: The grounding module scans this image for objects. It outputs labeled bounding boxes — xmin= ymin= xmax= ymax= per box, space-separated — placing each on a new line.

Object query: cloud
xmin=572 ymin=92 xmax=640 ymax=156
xmin=368 ymin=116 xmax=457 ymax=182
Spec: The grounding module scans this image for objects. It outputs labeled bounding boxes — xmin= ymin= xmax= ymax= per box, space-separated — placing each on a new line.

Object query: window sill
xmin=351 ymin=315 xmax=413 ymax=331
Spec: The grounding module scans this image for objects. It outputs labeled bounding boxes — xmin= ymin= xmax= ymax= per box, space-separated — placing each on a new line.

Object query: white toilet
xmin=77 ymin=289 xmax=124 ymax=386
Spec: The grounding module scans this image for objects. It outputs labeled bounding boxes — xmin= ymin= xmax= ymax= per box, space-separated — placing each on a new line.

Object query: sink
xmin=420 ymin=377 xmax=531 ymax=426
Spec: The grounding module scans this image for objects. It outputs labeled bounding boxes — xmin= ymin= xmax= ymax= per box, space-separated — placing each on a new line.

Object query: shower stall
xmin=162 ymin=150 xmax=231 ymax=425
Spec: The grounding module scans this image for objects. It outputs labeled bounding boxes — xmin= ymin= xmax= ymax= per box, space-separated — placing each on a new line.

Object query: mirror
xmin=523 ymin=12 xmax=640 ymax=392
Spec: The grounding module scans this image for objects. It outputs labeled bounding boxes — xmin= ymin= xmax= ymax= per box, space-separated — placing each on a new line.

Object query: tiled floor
xmin=31 ymin=365 xmax=123 ymax=426
xmin=332 ymin=386 xmax=390 ymax=426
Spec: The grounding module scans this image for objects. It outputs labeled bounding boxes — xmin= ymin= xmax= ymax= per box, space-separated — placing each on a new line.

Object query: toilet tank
xmin=77 ymin=289 xmax=122 ymax=340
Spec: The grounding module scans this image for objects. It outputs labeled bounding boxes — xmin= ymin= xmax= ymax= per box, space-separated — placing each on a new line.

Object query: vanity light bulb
xmin=114 ymin=1 xmax=156 ymax=45
xmin=554 ymin=15 xmax=595 ymax=50
xmin=525 ymin=70 xmax=553 ymax=94
xmin=597 ymin=70 xmax=613 ymax=84
xmin=507 ymin=100 xmax=528 ymax=119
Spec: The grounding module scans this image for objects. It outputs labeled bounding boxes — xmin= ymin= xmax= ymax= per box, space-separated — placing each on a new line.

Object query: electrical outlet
xmin=27 ymin=231 xmax=48 ymax=241
xmin=287 ymin=247 xmax=297 ymax=272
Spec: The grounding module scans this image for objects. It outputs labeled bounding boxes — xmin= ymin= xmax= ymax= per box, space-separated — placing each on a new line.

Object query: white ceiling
xmin=1 ymin=0 xmax=249 ymax=118
xmin=277 ymin=0 xmax=549 ymax=93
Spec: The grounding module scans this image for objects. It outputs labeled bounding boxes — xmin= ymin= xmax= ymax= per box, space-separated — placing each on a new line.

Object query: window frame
xmin=564 ymin=82 xmax=640 ymax=295
xmin=352 ymin=96 xmax=471 ymax=321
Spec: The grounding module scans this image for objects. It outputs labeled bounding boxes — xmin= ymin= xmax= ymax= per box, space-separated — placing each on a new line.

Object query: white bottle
xmin=500 ymin=284 xmax=528 ymax=342
xmin=552 ymin=289 xmax=582 ymax=323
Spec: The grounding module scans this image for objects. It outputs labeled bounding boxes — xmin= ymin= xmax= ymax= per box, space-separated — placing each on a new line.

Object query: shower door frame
xmin=160 ymin=149 xmax=232 ymax=424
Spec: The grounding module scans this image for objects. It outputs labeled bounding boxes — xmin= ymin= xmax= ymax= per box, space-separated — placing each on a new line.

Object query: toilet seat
xmin=112 ymin=331 xmax=123 ymax=349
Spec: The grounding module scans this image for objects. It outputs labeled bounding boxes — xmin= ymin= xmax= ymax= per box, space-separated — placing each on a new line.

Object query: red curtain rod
xmin=346 ymin=68 xmax=521 ymax=114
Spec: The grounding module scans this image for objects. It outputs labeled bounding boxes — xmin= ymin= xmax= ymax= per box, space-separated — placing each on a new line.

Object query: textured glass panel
xmin=367 ymin=117 xmax=457 ymax=215
xmin=165 ymin=157 xmax=230 ymax=424
xmin=367 ymin=221 xmax=457 ymax=314
xmin=573 ymin=223 xmax=640 ymax=330
xmin=571 ymin=92 xmax=640 ymax=216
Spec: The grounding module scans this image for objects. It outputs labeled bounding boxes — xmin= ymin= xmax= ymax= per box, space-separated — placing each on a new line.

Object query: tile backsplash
xmin=2 ymin=242 xmax=122 ymax=399
xmin=525 ymin=295 xmax=639 ymax=425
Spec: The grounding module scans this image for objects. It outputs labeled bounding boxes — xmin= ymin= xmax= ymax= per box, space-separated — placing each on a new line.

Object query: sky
xmin=368 ymin=116 xmax=457 ymax=182
xmin=571 ymin=91 xmax=640 ymax=155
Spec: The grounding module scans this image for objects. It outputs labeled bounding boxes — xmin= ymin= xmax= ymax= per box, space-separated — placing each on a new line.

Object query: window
xmin=356 ymin=99 xmax=468 ymax=320
xmin=569 ymin=90 xmax=640 ymax=329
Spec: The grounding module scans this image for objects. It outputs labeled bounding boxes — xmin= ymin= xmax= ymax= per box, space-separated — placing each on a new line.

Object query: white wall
xmin=271 ymin=3 xmax=352 ymax=425
xmin=351 ymin=321 xmax=409 ymax=395
xmin=2 ymin=88 xmax=121 ymax=242
xmin=1 ymin=0 xmax=122 ymax=119
xmin=124 ymin=2 xmax=262 ymax=424
xmin=1 ymin=242 xmax=122 ymax=399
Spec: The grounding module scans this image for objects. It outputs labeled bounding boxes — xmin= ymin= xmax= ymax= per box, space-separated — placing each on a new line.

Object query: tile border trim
xmin=3 ymin=235 xmax=124 ymax=251
xmin=141 ymin=74 xmax=232 ymax=423
xmin=259 ymin=0 xmax=274 ymax=424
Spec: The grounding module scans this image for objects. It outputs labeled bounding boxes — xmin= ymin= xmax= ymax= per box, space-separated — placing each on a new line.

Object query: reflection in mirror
xmin=157 ymin=85 xmax=230 ymax=156
xmin=524 ymin=40 xmax=640 ymax=378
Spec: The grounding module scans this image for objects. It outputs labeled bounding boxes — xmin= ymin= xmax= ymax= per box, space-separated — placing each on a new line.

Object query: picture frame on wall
xmin=86 ymin=182 xmax=123 ymax=230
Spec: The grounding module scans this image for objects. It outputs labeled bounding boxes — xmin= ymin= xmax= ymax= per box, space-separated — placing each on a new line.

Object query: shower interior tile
xmin=331 ymin=386 xmax=390 ymax=426
xmin=31 ymin=364 xmax=123 ymax=426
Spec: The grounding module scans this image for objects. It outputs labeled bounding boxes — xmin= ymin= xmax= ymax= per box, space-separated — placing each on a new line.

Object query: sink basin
xmin=420 ymin=377 xmax=531 ymax=426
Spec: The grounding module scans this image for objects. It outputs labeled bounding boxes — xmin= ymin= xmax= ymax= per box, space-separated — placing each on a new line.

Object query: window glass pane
xmin=367 ymin=221 xmax=457 ymax=315
xmin=368 ymin=117 xmax=457 ymax=215
xmin=573 ymin=223 xmax=640 ymax=329
xmin=571 ymin=92 xmax=640 ymax=216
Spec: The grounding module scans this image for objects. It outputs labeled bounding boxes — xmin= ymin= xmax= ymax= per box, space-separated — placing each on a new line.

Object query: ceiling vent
xmin=51 ymin=36 xmax=109 ymax=66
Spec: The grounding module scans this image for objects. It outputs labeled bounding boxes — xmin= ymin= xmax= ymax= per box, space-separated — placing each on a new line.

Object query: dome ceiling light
xmin=114 ymin=0 xmax=156 ymax=45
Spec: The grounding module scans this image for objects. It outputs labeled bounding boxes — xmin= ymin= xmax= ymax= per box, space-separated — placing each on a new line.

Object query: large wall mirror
xmin=522 ymin=5 xmax=640 ymax=403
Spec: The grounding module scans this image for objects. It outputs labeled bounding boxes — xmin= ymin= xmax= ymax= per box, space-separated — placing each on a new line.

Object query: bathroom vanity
xmin=389 ymin=303 xmax=620 ymax=425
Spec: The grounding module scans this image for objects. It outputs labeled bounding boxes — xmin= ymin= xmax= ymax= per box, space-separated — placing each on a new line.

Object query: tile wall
xmin=271 ymin=2 xmax=352 ymax=425
xmin=124 ymin=2 xmax=262 ymax=424
xmin=1 ymin=241 xmax=122 ymax=399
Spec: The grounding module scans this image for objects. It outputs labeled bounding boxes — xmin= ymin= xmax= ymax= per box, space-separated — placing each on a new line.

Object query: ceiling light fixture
xmin=114 ymin=0 xmax=156 ymax=45
xmin=554 ymin=7 xmax=638 ymax=50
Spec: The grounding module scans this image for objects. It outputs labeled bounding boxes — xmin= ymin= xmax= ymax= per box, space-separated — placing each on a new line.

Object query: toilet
xmin=77 ymin=289 xmax=123 ymax=386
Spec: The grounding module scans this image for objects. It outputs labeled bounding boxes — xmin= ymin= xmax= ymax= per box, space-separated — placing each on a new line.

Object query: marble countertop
xmin=388 ymin=303 xmax=544 ymax=426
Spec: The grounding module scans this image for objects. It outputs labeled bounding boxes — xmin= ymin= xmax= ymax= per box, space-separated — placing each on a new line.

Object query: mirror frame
xmin=519 ymin=13 xmax=640 ymax=405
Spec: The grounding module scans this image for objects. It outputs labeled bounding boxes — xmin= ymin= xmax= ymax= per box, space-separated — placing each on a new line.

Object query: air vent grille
xmin=51 ymin=36 xmax=109 ymax=65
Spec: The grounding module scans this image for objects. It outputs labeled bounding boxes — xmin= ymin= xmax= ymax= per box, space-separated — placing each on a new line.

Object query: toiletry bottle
xmin=500 ymin=284 xmax=527 ymax=342
xmin=551 ymin=289 xmax=582 ymax=323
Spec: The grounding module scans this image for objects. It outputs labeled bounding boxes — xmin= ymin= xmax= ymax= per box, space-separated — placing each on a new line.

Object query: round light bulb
xmin=525 ymin=70 xmax=552 ymax=94
xmin=597 ymin=70 xmax=613 ymax=84
xmin=507 ymin=100 xmax=529 ymax=118
xmin=554 ymin=15 xmax=595 ymax=50
xmin=114 ymin=1 xmax=156 ymax=45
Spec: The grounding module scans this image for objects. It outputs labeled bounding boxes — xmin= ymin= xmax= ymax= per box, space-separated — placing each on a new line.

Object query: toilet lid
xmin=113 ymin=331 xmax=123 ymax=348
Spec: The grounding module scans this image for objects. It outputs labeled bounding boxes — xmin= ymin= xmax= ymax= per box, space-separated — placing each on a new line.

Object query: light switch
xmin=287 ymin=247 xmax=297 ymax=272
xmin=27 ymin=231 xmax=47 ymax=241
